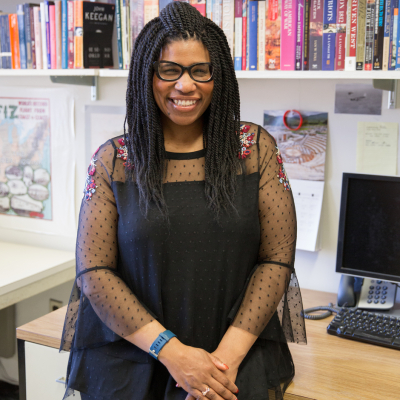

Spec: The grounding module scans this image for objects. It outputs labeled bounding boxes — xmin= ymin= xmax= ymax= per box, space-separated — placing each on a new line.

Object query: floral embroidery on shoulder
xmin=238 ymin=124 xmax=256 ymax=159
xmin=116 ymin=138 xmax=134 ymax=169
xmin=276 ymin=146 xmax=291 ymax=191
xmin=84 ymin=147 xmax=100 ymax=201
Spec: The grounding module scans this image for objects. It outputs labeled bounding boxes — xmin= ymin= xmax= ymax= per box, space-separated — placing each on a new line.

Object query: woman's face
xmin=152 ymin=39 xmax=214 ymax=127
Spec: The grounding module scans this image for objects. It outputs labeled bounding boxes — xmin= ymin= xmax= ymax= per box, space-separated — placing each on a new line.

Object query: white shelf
xmin=1 ymin=68 xmax=400 ymax=79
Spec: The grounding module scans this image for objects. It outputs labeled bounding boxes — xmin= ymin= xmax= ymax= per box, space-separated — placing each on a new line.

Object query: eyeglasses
xmin=153 ymin=61 xmax=214 ymax=82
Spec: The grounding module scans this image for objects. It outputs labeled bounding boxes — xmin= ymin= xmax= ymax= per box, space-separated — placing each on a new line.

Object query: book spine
xmin=121 ymin=0 xmax=127 ymax=68
xmin=50 ymin=5 xmax=56 ymax=69
xmin=9 ymin=14 xmax=21 ymax=69
xmin=265 ymin=0 xmax=281 ymax=69
xmin=74 ymin=0 xmax=83 ymax=69
xmin=126 ymin=0 xmax=131 ymax=60
xmin=295 ymin=0 xmax=304 ymax=69
xmin=234 ymin=0 xmax=242 ymax=69
xmin=34 ymin=7 xmax=42 ymax=69
xmin=322 ymin=0 xmax=336 ymax=70
xmin=382 ymin=0 xmax=391 ymax=69
xmin=258 ymin=0 xmax=266 ymax=69
xmin=303 ymin=0 xmax=311 ymax=69
xmin=356 ymin=0 xmax=367 ymax=69
xmin=242 ymin=0 xmax=247 ymax=70
xmin=40 ymin=3 xmax=48 ymax=69
xmin=144 ymin=0 xmax=158 ymax=24
xmin=335 ymin=0 xmax=347 ymax=69
xmin=17 ymin=5 xmax=27 ymax=69
xmin=24 ymin=4 xmax=33 ymax=69
xmin=392 ymin=5 xmax=398 ymax=68
xmin=207 ymin=0 xmax=213 ymax=19
xmin=223 ymin=0 xmax=235 ymax=59
xmin=62 ymin=0 xmax=68 ymax=68
xmin=0 ymin=16 xmax=4 ymax=69
xmin=67 ymin=0 xmax=74 ymax=68
xmin=309 ymin=0 xmax=323 ymax=70
xmin=131 ymin=0 xmax=144 ymax=51
xmin=213 ymin=0 xmax=223 ymax=27
xmin=44 ymin=2 xmax=52 ymax=69
xmin=246 ymin=0 xmax=250 ymax=69
xmin=55 ymin=1 xmax=62 ymax=69
xmin=388 ymin=0 xmax=397 ymax=69
xmin=116 ymin=0 xmax=124 ymax=68
xmin=30 ymin=6 xmax=36 ymax=69
xmin=281 ymin=0 xmax=297 ymax=70
xmin=374 ymin=0 xmax=385 ymax=69
xmin=190 ymin=0 xmax=206 ymax=16
xmin=345 ymin=0 xmax=357 ymax=70
xmin=248 ymin=0 xmax=258 ymax=69
xmin=364 ymin=0 xmax=376 ymax=69
xmin=396 ymin=3 xmax=400 ymax=68
xmin=2 ymin=15 xmax=13 ymax=69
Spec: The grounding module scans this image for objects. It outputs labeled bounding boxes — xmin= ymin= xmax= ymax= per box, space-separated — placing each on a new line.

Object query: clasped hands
xmin=159 ymin=340 xmax=239 ymax=400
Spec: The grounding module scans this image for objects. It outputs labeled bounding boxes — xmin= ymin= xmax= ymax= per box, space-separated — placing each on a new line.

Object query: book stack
xmin=0 ymin=1 xmax=115 ymax=69
xmin=1 ymin=0 xmax=400 ymax=70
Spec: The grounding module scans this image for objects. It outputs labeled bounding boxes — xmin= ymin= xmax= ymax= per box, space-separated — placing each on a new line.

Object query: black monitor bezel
xmin=336 ymin=172 xmax=400 ymax=284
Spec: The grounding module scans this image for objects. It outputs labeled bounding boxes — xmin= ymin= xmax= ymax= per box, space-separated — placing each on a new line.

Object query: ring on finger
xmin=202 ymin=386 xmax=210 ymax=396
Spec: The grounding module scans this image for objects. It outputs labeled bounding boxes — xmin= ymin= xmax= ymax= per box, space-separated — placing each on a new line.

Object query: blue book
xmin=322 ymin=0 xmax=337 ymax=70
xmin=17 ymin=4 xmax=28 ymax=69
xmin=3 ymin=15 xmax=12 ymax=69
xmin=115 ymin=0 xmax=123 ymax=69
xmin=23 ymin=4 xmax=33 ymax=69
xmin=0 ymin=16 xmax=4 ymax=68
xmin=388 ymin=0 xmax=398 ymax=69
xmin=248 ymin=0 xmax=258 ymax=70
xmin=44 ymin=1 xmax=53 ymax=69
xmin=396 ymin=1 xmax=400 ymax=69
xmin=62 ymin=0 xmax=68 ymax=68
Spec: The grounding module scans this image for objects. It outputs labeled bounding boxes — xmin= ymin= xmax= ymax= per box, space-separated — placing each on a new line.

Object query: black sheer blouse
xmin=60 ymin=122 xmax=307 ymax=400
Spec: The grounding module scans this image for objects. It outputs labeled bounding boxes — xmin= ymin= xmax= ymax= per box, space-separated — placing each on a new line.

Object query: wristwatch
xmin=149 ymin=330 xmax=177 ymax=360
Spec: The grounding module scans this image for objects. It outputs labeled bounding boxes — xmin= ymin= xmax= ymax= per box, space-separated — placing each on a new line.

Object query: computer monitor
xmin=336 ymin=172 xmax=400 ymax=284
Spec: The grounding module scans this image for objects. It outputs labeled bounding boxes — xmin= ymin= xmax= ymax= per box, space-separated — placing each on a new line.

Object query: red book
xmin=49 ymin=4 xmax=57 ymax=69
xmin=335 ymin=0 xmax=347 ymax=70
xmin=9 ymin=14 xmax=21 ymax=69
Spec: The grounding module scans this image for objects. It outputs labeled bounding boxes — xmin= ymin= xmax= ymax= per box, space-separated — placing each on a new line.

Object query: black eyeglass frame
xmin=153 ymin=61 xmax=214 ymax=82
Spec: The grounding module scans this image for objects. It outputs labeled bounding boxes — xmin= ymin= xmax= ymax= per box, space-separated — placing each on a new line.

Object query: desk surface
xmin=16 ymin=288 xmax=400 ymax=400
xmin=0 ymin=241 xmax=75 ymax=310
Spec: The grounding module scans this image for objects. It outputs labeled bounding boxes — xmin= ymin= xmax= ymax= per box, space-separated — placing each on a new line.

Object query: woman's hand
xmin=178 ymin=349 xmax=239 ymax=400
xmin=158 ymin=339 xmax=239 ymax=400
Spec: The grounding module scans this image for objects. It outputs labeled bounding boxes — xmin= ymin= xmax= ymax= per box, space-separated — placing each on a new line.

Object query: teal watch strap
xmin=149 ymin=330 xmax=176 ymax=360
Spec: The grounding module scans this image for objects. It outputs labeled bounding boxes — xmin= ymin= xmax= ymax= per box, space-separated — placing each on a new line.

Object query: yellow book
xmin=74 ymin=0 xmax=83 ymax=69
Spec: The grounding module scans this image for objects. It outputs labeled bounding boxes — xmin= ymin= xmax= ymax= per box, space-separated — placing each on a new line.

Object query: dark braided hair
xmin=124 ymin=1 xmax=242 ymax=223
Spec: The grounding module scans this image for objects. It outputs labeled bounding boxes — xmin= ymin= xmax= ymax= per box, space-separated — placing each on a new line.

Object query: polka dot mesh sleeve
xmin=231 ymin=127 xmax=307 ymax=344
xmin=60 ymin=142 xmax=156 ymax=352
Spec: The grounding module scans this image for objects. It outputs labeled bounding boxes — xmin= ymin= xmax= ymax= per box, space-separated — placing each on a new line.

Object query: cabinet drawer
xmin=25 ymin=341 xmax=81 ymax=400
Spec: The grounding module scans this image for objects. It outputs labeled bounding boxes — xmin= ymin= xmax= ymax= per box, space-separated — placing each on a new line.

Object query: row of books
xmin=0 ymin=1 xmax=115 ymax=69
xmin=1 ymin=0 xmax=400 ymax=71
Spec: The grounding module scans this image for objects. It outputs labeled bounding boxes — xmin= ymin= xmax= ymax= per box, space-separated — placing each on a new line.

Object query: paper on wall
xmin=356 ymin=122 xmax=398 ymax=175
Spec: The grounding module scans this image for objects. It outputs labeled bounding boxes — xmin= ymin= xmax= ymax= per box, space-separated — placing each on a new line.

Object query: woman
xmin=60 ymin=2 xmax=307 ymax=400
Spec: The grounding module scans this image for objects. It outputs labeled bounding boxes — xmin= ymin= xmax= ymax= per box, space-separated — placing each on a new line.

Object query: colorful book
xmin=265 ymin=0 xmax=281 ymax=69
xmin=144 ymin=0 xmax=158 ymax=24
xmin=234 ymin=0 xmax=242 ymax=69
xmin=207 ymin=0 xmax=213 ymax=19
xmin=303 ymin=0 xmax=311 ymax=69
xmin=281 ymin=0 xmax=297 ymax=70
xmin=40 ymin=3 xmax=48 ymax=69
xmin=67 ymin=0 xmax=74 ymax=68
xmin=242 ymin=0 xmax=247 ymax=70
xmin=246 ymin=0 xmax=250 ymax=68
xmin=388 ymin=0 xmax=397 ymax=69
xmin=49 ymin=4 xmax=57 ymax=69
xmin=33 ymin=6 xmax=42 ymax=69
xmin=23 ymin=4 xmax=33 ymax=69
xmin=382 ymin=0 xmax=392 ymax=69
xmin=258 ymin=0 xmax=266 ymax=70
xmin=396 ymin=3 xmax=400 ymax=68
xmin=55 ymin=1 xmax=62 ymax=69
xmin=116 ymin=0 xmax=123 ymax=69
xmin=391 ymin=5 xmax=398 ymax=68
xmin=248 ymin=0 xmax=258 ymax=70
xmin=16 ymin=5 xmax=27 ymax=69
xmin=309 ymin=0 xmax=323 ymax=70
xmin=120 ymin=0 xmax=128 ymax=69
xmin=295 ymin=0 xmax=304 ymax=70
xmin=373 ymin=0 xmax=386 ymax=69
xmin=364 ymin=0 xmax=376 ymax=70
xmin=222 ymin=0 xmax=235 ymax=59
xmin=29 ymin=5 xmax=36 ymax=69
xmin=335 ymin=0 xmax=347 ymax=69
xmin=213 ymin=0 xmax=223 ymax=27
xmin=322 ymin=0 xmax=337 ymax=70
xmin=74 ymin=0 xmax=83 ymax=69
xmin=345 ymin=0 xmax=358 ymax=70
xmin=190 ymin=0 xmax=206 ymax=16
xmin=0 ymin=15 xmax=12 ymax=69
xmin=355 ymin=0 xmax=367 ymax=69
xmin=9 ymin=14 xmax=21 ymax=69
xmin=62 ymin=0 xmax=68 ymax=68
xmin=44 ymin=1 xmax=54 ymax=69
xmin=130 ymin=0 xmax=144 ymax=57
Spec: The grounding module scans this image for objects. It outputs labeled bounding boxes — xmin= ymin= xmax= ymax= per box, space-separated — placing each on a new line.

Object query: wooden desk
xmin=0 ymin=241 xmax=75 ymax=310
xmin=16 ymin=289 xmax=400 ymax=400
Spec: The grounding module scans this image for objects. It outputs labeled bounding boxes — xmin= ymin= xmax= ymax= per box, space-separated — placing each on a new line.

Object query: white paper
xmin=290 ymin=179 xmax=324 ymax=252
xmin=0 ymin=87 xmax=75 ymax=237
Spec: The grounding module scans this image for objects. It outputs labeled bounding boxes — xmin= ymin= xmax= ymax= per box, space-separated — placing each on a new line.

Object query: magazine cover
xmin=263 ymin=110 xmax=328 ymax=180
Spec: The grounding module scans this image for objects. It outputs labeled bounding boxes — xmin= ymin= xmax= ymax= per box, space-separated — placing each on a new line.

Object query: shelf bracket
xmin=372 ymin=79 xmax=399 ymax=109
xmin=50 ymin=75 xmax=98 ymax=101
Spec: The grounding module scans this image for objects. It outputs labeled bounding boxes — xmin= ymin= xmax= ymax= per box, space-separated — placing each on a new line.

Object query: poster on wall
xmin=85 ymin=105 xmax=125 ymax=166
xmin=0 ymin=87 xmax=75 ymax=237
xmin=263 ymin=110 xmax=328 ymax=252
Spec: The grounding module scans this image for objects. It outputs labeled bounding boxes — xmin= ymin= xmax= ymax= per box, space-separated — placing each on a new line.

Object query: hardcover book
xmin=265 ymin=0 xmax=281 ymax=69
xmin=82 ymin=1 xmax=115 ymax=68
xmin=281 ymin=0 xmax=297 ymax=70
xmin=335 ymin=0 xmax=347 ymax=69
xmin=234 ymin=0 xmax=242 ymax=69
xmin=373 ymin=0 xmax=385 ymax=69
xmin=322 ymin=0 xmax=336 ymax=70
xmin=391 ymin=5 xmax=398 ymax=68
xmin=222 ymin=0 xmax=235 ymax=58
xmin=382 ymin=0 xmax=392 ymax=69
xmin=29 ymin=5 xmax=37 ymax=69
xmin=9 ymin=14 xmax=21 ymax=69
xmin=258 ymin=0 xmax=266 ymax=70
xmin=62 ymin=0 xmax=68 ymax=68
xmin=345 ymin=0 xmax=358 ymax=70
xmin=40 ymin=3 xmax=48 ymax=69
xmin=33 ymin=6 xmax=42 ymax=69
xmin=295 ymin=0 xmax=304 ymax=70
xmin=67 ymin=0 xmax=74 ymax=68
xmin=242 ymin=0 xmax=247 ymax=70
xmin=248 ymin=0 xmax=258 ymax=70
xmin=387 ymin=0 xmax=397 ymax=69
xmin=309 ymin=0 xmax=323 ymax=70
xmin=49 ymin=4 xmax=57 ymax=69
xmin=55 ymin=0 xmax=62 ymax=69
xmin=355 ymin=0 xmax=367 ymax=69
xmin=364 ymin=0 xmax=376 ymax=70
xmin=0 ymin=15 xmax=12 ymax=69
xmin=74 ymin=0 xmax=83 ymax=68
xmin=130 ymin=0 xmax=144 ymax=53
xmin=303 ymin=0 xmax=311 ymax=69
xmin=16 ymin=5 xmax=27 ymax=69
